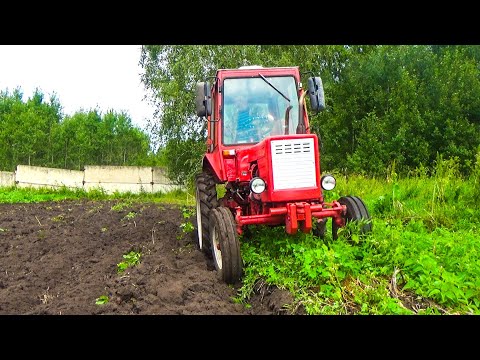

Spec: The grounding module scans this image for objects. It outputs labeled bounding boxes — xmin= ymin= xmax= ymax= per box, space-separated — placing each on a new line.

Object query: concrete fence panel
xmin=152 ymin=167 xmax=171 ymax=184
xmin=83 ymin=165 xmax=154 ymax=194
xmin=0 ymin=171 xmax=15 ymax=187
xmin=1 ymin=165 xmax=182 ymax=194
xmin=84 ymin=165 xmax=152 ymax=184
xmin=15 ymin=165 xmax=85 ymax=189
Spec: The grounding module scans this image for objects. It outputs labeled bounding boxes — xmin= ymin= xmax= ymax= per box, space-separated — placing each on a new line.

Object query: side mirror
xmin=195 ymin=82 xmax=212 ymax=117
xmin=307 ymin=77 xmax=325 ymax=112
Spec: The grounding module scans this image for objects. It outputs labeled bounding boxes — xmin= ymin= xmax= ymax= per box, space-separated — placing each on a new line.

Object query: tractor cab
xmin=221 ymin=74 xmax=300 ymax=145
xmin=196 ymin=66 xmax=324 ymax=180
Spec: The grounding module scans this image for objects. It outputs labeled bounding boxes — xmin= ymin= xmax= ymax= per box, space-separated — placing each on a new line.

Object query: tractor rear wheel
xmin=195 ymin=172 xmax=218 ymax=254
xmin=209 ymin=207 xmax=243 ymax=284
xmin=332 ymin=196 xmax=372 ymax=240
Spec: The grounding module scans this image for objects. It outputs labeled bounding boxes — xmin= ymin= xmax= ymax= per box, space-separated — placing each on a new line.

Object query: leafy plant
xmin=51 ymin=214 xmax=65 ymax=222
xmin=182 ymin=206 xmax=194 ymax=218
xmin=95 ymin=295 xmax=110 ymax=305
xmin=180 ymin=222 xmax=194 ymax=233
xmin=179 ymin=205 xmax=195 ymax=235
xmin=111 ymin=201 xmax=132 ymax=212
xmin=122 ymin=211 xmax=137 ymax=221
xmin=117 ymin=250 xmax=141 ymax=273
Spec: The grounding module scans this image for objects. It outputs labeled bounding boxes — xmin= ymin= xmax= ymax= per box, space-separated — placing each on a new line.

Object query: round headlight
xmin=250 ymin=177 xmax=266 ymax=194
xmin=321 ymin=174 xmax=336 ymax=191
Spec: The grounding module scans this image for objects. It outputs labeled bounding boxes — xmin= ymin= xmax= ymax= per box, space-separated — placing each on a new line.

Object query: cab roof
xmin=215 ymin=66 xmax=300 ymax=80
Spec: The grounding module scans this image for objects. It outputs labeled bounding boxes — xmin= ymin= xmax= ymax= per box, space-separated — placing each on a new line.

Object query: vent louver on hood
xmin=270 ymin=138 xmax=316 ymax=190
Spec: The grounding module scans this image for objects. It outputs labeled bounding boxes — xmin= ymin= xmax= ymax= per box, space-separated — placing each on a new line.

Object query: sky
xmin=0 ymin=45 xmax=156 ymax=130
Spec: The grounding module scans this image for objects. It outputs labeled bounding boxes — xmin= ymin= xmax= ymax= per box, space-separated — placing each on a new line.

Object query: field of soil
xmin=0 ymin=200 xmax=298 ymax=315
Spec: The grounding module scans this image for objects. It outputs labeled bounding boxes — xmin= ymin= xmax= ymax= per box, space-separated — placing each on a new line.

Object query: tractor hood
xmin=233 ymin=134 xmax=322 ymax=203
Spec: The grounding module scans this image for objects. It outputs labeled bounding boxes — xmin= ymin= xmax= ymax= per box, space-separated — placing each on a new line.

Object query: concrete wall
xmin=84 ymin=165 xmax=151 ymax=193
xmin=84 ymin=165 xmax=152 ymax=184
xmin=0 ymin=171 xmax=15 ymax=187
xmin=83 ymin=165 xmax=182 ymax=194
xmin=152 ymin=167 xmax=170 ymax=184
xmin=151 ymin=167 xmax=182 ymax=193
xmin=1 ymin=165 xmax=181 ymax=194
xmin=16 ymin=165 xmax=84 ymax=189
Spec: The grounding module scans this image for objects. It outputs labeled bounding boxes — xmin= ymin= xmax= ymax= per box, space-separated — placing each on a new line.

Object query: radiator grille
xmin=271 ymin=138 xmax=316 ymax=190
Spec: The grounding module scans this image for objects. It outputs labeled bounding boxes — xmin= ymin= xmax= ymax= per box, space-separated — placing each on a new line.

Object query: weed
xmin=111 ymin=201 xmax=132 ymax=212
xmin=88 ymin=204 xmax=104 ymax=214
xmin=95 ymin=295 xmax=109 ymax=305
xmin=179 ymin=205 xmax=195 ymax=236
xmin=117 ymin=250 xmax=141 ymax=273
xmin=122 ymin=211 xmax=137 ymax=221
xmin=173 ymin=243 xmax=194 ymax=255
xmin=37 ymin=229 xmax=46 ymax=240
xmin=39 ymin=287 xmax=56 ymax=304
xmin=180 ymin=222 xmax=194 ymax=233
xmin=182 ymin=206 xmax=194 ymax=219
xmin=51 ymin=214 xmax=65 ymax=222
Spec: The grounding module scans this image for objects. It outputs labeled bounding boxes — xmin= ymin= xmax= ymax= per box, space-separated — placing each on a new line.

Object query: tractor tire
xmin=351 ymin=196 xmax=373 ymax=234
xmin=312 ymin=218 xmax=327 ymax=239
xmin=209 ymin=207 xmax=243 ymax=285
xmin=332 ymin=196 xmax=372 ymax=241
xmin=195 ymin=172 xmax=218 ymax=254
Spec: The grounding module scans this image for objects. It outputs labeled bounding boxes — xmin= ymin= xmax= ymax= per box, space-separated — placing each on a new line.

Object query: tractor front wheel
xmin=195 ymin=172 xmax=218 ymax=254
xmin=209 ymin=207 xmax=243 ymax=284
xmin=332 ymin=196 xmax=372 ymax=240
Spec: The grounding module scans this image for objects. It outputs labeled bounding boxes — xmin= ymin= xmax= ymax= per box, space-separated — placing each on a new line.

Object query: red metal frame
xmin=235 ymin=201 xmax=346 ymax=235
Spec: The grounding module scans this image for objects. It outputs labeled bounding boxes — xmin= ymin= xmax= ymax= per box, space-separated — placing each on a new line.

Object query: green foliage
xmin=140 ymin=45 xmax=371 ymax=185
xmin=110 ymin=200 xmax=132 ymax=211
xmin=122 ymin=211 xmax=137 ymax=221
xmin=180 ymin=206 xmax=195 ymax=233
xmin=471 ymin=147 xmax=480 ymax=201
xmin=117 ymin=250 xmax=141 ymax=273
xmin=235 ymin=159 xmax=480 ymax=314
xmin=177 ymin=205 xmax=195 ymax=239
xmin=0 ymin=185 xmax=189 ymax=205
xmin=320 ymin=45 xmax=480 ymax=177
xmin=95 ymin=295 xmax=109 ymax=305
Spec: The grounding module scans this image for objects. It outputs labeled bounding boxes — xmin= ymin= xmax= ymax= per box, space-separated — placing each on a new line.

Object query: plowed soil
xmin=0 ymin=200 xmax=298 ymax=315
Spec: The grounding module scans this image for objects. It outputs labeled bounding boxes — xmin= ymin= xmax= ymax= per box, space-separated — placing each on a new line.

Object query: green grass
xmin=0 ymin=185 xmax=192 ymax=205
xmin=235 ymin=157 xmax=480 ymax=314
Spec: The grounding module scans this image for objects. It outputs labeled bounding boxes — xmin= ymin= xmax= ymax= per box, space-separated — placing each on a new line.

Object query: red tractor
xmin=194 ymin=65 xmax=372 ymax=284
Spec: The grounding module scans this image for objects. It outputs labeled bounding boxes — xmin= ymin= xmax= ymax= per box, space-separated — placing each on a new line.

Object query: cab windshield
xmin=222 ymin=76 xmax=299 ymax=145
